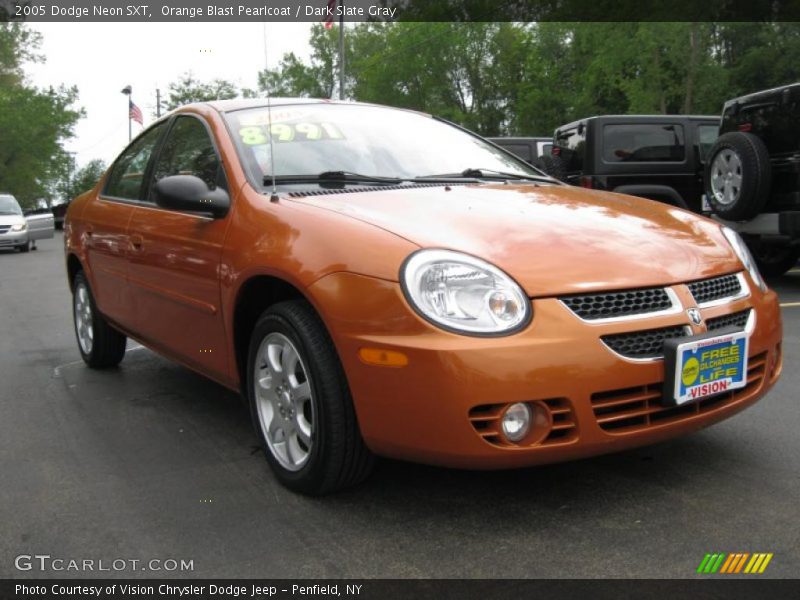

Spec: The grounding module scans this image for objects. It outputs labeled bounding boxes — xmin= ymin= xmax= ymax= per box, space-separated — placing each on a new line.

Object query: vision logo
xmin=697 ymin=552 xmax=773 ymax=574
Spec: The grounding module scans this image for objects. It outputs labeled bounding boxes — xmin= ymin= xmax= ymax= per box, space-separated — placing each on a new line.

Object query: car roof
xmin=488 ymin=137 xmax=552 ymax=143
xmin=203 ymin=97 xmax=431 ymax=118
xmin=724 ymin=82 xmax=800 ymax=107
xmin=556 ymin=114 xmax=720 ymax=130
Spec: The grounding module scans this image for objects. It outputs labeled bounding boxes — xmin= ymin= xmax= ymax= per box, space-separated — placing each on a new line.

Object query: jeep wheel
xmin=749 ymin=244 xmax=800 ymax=278
xmin=247 ymin=300 xmax=374 ymax=495
xmin=705 ymin=132 xmax=771 ymax=220
xmin=534 ymin=154 xmax=565 ymax=181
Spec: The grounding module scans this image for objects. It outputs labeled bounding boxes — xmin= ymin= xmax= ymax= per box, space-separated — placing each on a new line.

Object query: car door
xmin=25 ymin=211 xmax=54 ymax=241
xmin=126 ymin=114 xmax=232 ymax=383
xmin=83 ymin=122 xmax=168 ymax=328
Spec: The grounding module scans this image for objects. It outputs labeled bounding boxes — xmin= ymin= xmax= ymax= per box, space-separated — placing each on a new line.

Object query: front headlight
xmin=721 ymin=227 xmax=767 ymax=292
xmin=10 ymin=222 xmax=27 ymax=232
xmin=401 ymin=249 xmax=531 ymax=335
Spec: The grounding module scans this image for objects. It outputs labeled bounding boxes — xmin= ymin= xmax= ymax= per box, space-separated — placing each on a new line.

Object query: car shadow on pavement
xmin=57 ymin=344 xmax=746 ymax=509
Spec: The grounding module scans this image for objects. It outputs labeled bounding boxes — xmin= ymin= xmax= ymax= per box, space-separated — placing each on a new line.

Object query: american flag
xmin=129 ymin=101 xmax=143 ymax=126
xmin=323 ymin=0 xmax=336 ymax=29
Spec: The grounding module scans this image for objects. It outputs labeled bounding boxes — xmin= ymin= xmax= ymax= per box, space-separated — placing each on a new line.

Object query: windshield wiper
xmin=265 ymin=171 xmax=404 ymax=185
xmin=415 ymin=168 xmax=553 ymax=182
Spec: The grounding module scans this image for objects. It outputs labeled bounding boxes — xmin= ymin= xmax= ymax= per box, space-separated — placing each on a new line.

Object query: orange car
xmin=64 ymin=100 xmax=782 ymax=494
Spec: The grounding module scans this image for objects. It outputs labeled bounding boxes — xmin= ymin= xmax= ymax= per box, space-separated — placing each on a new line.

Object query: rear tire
xmin=72 ymin=271 xmax=127 ymax=368
xmin=247 ymin=300 xmax=374 ymax=495
xmin=705 ymin=132 xmax=771 ymax=220
xmin=533 ymin=154 xmax=566 ymax=181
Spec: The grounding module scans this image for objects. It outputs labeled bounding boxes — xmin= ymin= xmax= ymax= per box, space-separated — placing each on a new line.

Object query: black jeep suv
xmin=543 ymin=115 xmax=720 ymax=213
xmin=704 ymin=83 xmax=800 ymax=275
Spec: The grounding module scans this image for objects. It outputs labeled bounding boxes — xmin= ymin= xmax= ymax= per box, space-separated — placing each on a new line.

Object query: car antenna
xmin=263 ymin=22 xmax=279 ymax=203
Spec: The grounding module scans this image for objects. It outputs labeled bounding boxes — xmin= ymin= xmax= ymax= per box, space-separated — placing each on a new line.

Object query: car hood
xmin=0 ymin=214 xmax=26 ymax=226
xmin=290 ymin=183 xmax=742 ymax=296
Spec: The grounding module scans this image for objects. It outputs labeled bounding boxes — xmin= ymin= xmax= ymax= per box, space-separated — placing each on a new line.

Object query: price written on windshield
xmin=238 ymin=122 xmax=345 ymax=145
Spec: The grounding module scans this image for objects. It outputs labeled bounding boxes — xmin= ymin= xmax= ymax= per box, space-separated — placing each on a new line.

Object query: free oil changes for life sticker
xmin=664 ymin=329 xmax=749 ymax=406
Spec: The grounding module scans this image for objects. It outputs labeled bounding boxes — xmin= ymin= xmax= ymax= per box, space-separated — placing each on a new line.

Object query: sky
xmin=27 ymin=22 xmax=313 ymax=169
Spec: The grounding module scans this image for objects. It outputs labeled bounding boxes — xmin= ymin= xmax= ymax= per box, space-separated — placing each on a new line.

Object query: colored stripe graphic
xmin=699 ymin=552 xmax=773 ymax=574
xmin=711 ymin=553 xmax=726 ymax=573
xmin=759 ymin=554 xmax=773 ymax=573
xmin=720 ymin=554 xmax=736 ymax=573
xmin=697 ymin=554 xmax=713 ymax=573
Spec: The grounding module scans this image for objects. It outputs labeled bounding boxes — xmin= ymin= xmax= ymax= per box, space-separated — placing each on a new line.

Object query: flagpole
xmin=338 ymin=0 xmax=345 ymax=100
xmin=121 ymin=85 xmax=132 ymax=142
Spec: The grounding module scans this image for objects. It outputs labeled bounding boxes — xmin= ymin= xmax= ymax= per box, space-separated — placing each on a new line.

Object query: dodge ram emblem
xmin=687 ymin=308 xmax=703 ymax=326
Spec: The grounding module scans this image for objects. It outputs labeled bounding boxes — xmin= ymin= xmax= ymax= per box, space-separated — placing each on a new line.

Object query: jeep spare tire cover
xmin=705 ymin=131 xmax=771 ymax=220
xmin=533 ymin=154 xmax=565 ymax=181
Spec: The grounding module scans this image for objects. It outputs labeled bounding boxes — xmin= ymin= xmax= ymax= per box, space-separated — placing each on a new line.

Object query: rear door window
xmin=696 ymin=124 xmax=719 ymax=162
xmin=602 ymin=124 xmax=685 ymax=162
xmin=499 ymin=143 xmax=533 ymax=163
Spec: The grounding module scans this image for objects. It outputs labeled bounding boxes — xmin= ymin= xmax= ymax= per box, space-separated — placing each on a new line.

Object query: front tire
xmin=749 ymin=243 xmax=800 ymax=278
xmin=247 ymin=300 xmax=374 ymax=495
xmin=72 ymin=271 xmax=127 ymax=368
xmin=18 ymin=240 xmax=30 ymax=253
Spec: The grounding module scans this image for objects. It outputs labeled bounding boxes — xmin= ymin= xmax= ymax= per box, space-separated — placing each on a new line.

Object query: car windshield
xmin=0 ymin=195 xmax=22 ymax=215
xmin=224 ymin=103 xmax=543 ymax=185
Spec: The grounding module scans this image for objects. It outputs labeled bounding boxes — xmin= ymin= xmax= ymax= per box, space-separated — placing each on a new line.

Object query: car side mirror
xmin=152 ymin=175 xmax=230 ymax=218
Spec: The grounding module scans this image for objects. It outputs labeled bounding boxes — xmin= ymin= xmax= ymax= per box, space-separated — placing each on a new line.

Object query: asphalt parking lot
xmin=1 ymin=233 xmax=798 ymax=579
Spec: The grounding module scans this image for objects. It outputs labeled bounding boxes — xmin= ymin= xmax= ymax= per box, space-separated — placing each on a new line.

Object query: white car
xmin=0 ymin=193 xmax=54 ymax=252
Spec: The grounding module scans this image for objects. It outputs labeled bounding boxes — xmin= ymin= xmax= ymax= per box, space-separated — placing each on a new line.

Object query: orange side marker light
xmin=358 ymin=348 xmax=409 ymax=368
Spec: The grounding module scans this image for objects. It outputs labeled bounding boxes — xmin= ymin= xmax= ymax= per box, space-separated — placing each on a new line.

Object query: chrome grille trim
xmin=601 ymin=325 xmax=692 ymax=362
xmin=689 ymin=272 xmax=749 ymax=307
xmin=706 ymin=308 xmax=752 ymax=332
xmin=560 ymin=287 xmax=682 ymax=324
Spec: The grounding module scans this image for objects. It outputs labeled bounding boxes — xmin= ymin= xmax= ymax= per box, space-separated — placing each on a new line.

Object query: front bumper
xmin=309 ymin=271 xmax=783 ymax=469
xmin=0 ymin=230 xmax=29 ymax=249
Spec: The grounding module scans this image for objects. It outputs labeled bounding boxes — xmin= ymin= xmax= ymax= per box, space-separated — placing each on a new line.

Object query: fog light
xmin=501 ymin=402 xmax=531 ymax=442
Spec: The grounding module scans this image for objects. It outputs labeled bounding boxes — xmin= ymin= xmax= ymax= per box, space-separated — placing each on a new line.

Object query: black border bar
xmin=3 ymin=0 xmax=800 ymax=23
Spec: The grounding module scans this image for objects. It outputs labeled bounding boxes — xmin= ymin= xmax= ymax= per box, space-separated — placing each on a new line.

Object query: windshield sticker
xmin=238 ymin=122 xmax=344 ymax=145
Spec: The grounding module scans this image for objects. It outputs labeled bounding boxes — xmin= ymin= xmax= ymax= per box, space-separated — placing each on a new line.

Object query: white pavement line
xmin=780 ymin=302 xmax=800 ymax=308
xmin=53 ymin=345 xmax=146 ymax=377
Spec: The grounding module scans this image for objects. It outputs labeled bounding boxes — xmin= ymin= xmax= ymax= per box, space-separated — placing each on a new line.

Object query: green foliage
xmin=257 ymin=25 xmax=341 ymax=98
xmin=264 ymin=22 xmax=800 ymax=137
xmin=165 ymin=72 xmax=239 ymax=110
xmin=0 ymin=24 xmax=83 ymax=209
xmin=59 ymin=159 xmax=107 ymax=203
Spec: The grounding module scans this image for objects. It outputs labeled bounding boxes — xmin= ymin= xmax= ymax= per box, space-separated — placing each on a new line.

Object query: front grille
xmin=0 ymin=225 xmax=10 ymax=234
xmin=601 ymin=325 xmax=688 ymax=360
xmin=707 ymin=309 xmax=751 ymax=332
xmin=560 ymin=287 xmax=673 ymax=320
xmin=591 ymin=351 xmax=767 ymax=433
xmin=688 ymin=274 xmax=742 ymax=304
xmin=468 ymin=398 xmax=577 ymax=447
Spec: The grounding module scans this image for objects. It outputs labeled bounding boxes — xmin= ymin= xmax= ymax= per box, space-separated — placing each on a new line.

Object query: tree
xmin=0 ymin=24 xmax=83 ymax=209
xmin=59 ymin=159 xmax=107 ymax=203
xmin=260 ymin=21 xmax=800 ymax=139
xmin=164 ymin=72 xmax=239 ymax=110
xmin=257 ymin=25 xmax=341 ymax=98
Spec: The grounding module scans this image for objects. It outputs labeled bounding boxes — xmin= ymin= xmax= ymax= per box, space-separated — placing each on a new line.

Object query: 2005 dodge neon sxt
xmin=64 ymin=99 xmax=782 ymax=494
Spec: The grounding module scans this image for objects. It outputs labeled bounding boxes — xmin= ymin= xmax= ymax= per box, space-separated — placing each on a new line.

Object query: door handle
xmin=130 ymin=234 xmax=143 ymax=251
